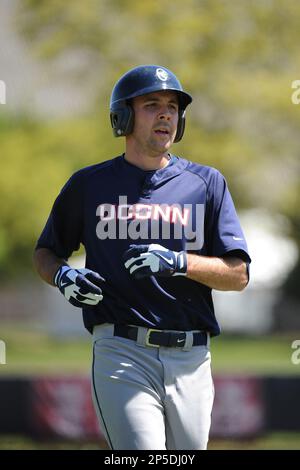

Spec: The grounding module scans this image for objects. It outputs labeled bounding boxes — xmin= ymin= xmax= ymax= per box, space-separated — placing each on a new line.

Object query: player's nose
xmin=159 ymin=113 xmax=171 ymax=121
xmin=157 ymin=105 xmax=172 ymax=120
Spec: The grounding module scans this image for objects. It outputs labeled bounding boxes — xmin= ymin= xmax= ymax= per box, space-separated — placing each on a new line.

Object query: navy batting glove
xmin=54 ymin=266 xmax=105 ymax=307
xmin=123 ymin=244 xmax=187 ymax=279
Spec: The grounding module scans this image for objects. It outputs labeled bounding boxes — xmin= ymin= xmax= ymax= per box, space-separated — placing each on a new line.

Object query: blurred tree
xmin=0 ymin=112 xmax=123 ymax=278
xmin=1 ymin=0 xmax=300 ymax=290
xmin=16 ymin=0 xmax=300 ymax=209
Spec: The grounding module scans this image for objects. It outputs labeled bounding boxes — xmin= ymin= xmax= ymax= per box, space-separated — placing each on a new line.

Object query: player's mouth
xmin=154 ymin=127 xmax=170 ymax=136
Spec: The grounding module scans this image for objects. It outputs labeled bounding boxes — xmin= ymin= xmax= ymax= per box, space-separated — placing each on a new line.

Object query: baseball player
xmin=33 ymin=65 xmax=251 ymax=450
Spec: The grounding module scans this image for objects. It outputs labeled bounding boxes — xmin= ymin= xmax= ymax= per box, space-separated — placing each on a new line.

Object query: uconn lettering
xmin=96 ymin=196 xmax=204 ymax=250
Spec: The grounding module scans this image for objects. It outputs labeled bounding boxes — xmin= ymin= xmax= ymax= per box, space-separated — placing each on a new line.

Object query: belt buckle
xmin=145 ymin=328 xmax=162 ymax=348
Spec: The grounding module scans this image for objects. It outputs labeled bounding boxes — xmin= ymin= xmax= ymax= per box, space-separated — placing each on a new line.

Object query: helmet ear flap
xmin=174 ymin=109 xmax=186 ymax=143
xmin=110 ymin=103 xmax=134 ymax=137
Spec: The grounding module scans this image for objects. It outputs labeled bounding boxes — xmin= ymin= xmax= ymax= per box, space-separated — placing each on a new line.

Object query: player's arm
xmin=186 ymin=253 xmax=248 ymax=291
xmin=33 ymin=247 xmax=67 ymax=286
xmin=123 ymin=244 xmax=248 ymax=292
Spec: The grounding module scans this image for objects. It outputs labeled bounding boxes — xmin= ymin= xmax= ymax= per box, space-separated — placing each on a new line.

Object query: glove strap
xmin=53 ymin=265 xmax=69 ymax=286
xmin=174 ymin=251 xmax=187 ymax=276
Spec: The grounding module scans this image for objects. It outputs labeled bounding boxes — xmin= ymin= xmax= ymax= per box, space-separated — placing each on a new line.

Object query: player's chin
xmin=151 ymin=136 xmax=174 ymax=152
xmin=153 ymin=130 xmax=174 ymax=143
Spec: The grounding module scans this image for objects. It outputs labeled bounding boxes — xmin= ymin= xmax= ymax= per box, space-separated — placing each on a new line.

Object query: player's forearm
xmin=186 ymin=253 xmax=248 ymax=291
xmin=33 ymin=248 xmax=68 ymax=286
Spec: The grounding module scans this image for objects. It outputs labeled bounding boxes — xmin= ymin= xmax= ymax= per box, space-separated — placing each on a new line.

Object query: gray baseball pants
xmin=91 ymin=323 xmax=214 ymax=450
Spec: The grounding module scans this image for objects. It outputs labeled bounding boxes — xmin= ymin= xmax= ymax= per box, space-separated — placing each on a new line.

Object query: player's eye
xmin=169 ymin=104 xmax=178 ymax=112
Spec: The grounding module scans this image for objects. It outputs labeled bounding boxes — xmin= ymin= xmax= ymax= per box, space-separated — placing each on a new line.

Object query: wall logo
xmin=291 ymin=339 xmax=300 ymax=365
xmin=0 ymin=80 xmax=6 ymax=104
xmin=0 ymin=340 xmax=6 ymax=365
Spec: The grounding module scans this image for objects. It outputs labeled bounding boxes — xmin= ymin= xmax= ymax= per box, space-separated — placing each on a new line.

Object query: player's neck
xmin=124 ymin=148 xmax=171 ymax=171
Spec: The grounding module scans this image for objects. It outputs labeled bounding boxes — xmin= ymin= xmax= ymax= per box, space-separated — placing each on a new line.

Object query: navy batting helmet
xmin=110 ymin=65 xmax=192 ymax=143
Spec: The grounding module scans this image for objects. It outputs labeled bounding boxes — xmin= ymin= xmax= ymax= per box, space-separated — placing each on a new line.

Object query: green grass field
xmin=1 ymin=326 xmax=299 ymax=376
xmin=1 ymin=326 xmax=300 ymax=449
xmin=0 ymin=433 xmax=299 ymax=450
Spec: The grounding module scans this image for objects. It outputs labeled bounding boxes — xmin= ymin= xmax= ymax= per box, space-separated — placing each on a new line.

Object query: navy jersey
xmin=36 ymin=155 xmax=251 ymax=336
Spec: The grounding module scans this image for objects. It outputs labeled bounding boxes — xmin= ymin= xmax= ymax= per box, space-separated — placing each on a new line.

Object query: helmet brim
xmin=111 ymin=87 xmax=192 ymax=110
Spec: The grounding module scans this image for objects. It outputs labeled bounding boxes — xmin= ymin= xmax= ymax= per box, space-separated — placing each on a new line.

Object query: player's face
xmin=129 ymin=90 xmax=179 ymax=157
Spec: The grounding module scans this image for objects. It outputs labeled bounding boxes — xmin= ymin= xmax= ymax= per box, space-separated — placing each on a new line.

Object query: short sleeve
xmin=35 ymin=171 xmax=84 ymax=259
xmin=206 ymin=171 xmax=251 ymax=263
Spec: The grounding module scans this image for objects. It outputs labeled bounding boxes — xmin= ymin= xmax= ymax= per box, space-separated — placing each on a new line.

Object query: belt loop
xmin=136 ymin=327 xmax=148 ymax=348
xmin=182 ymin=331 xmax=193 ymax=352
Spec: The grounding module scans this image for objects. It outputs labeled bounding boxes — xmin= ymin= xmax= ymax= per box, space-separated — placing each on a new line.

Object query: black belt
xmin=114 ymin=325 xmax=207 ymax=348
